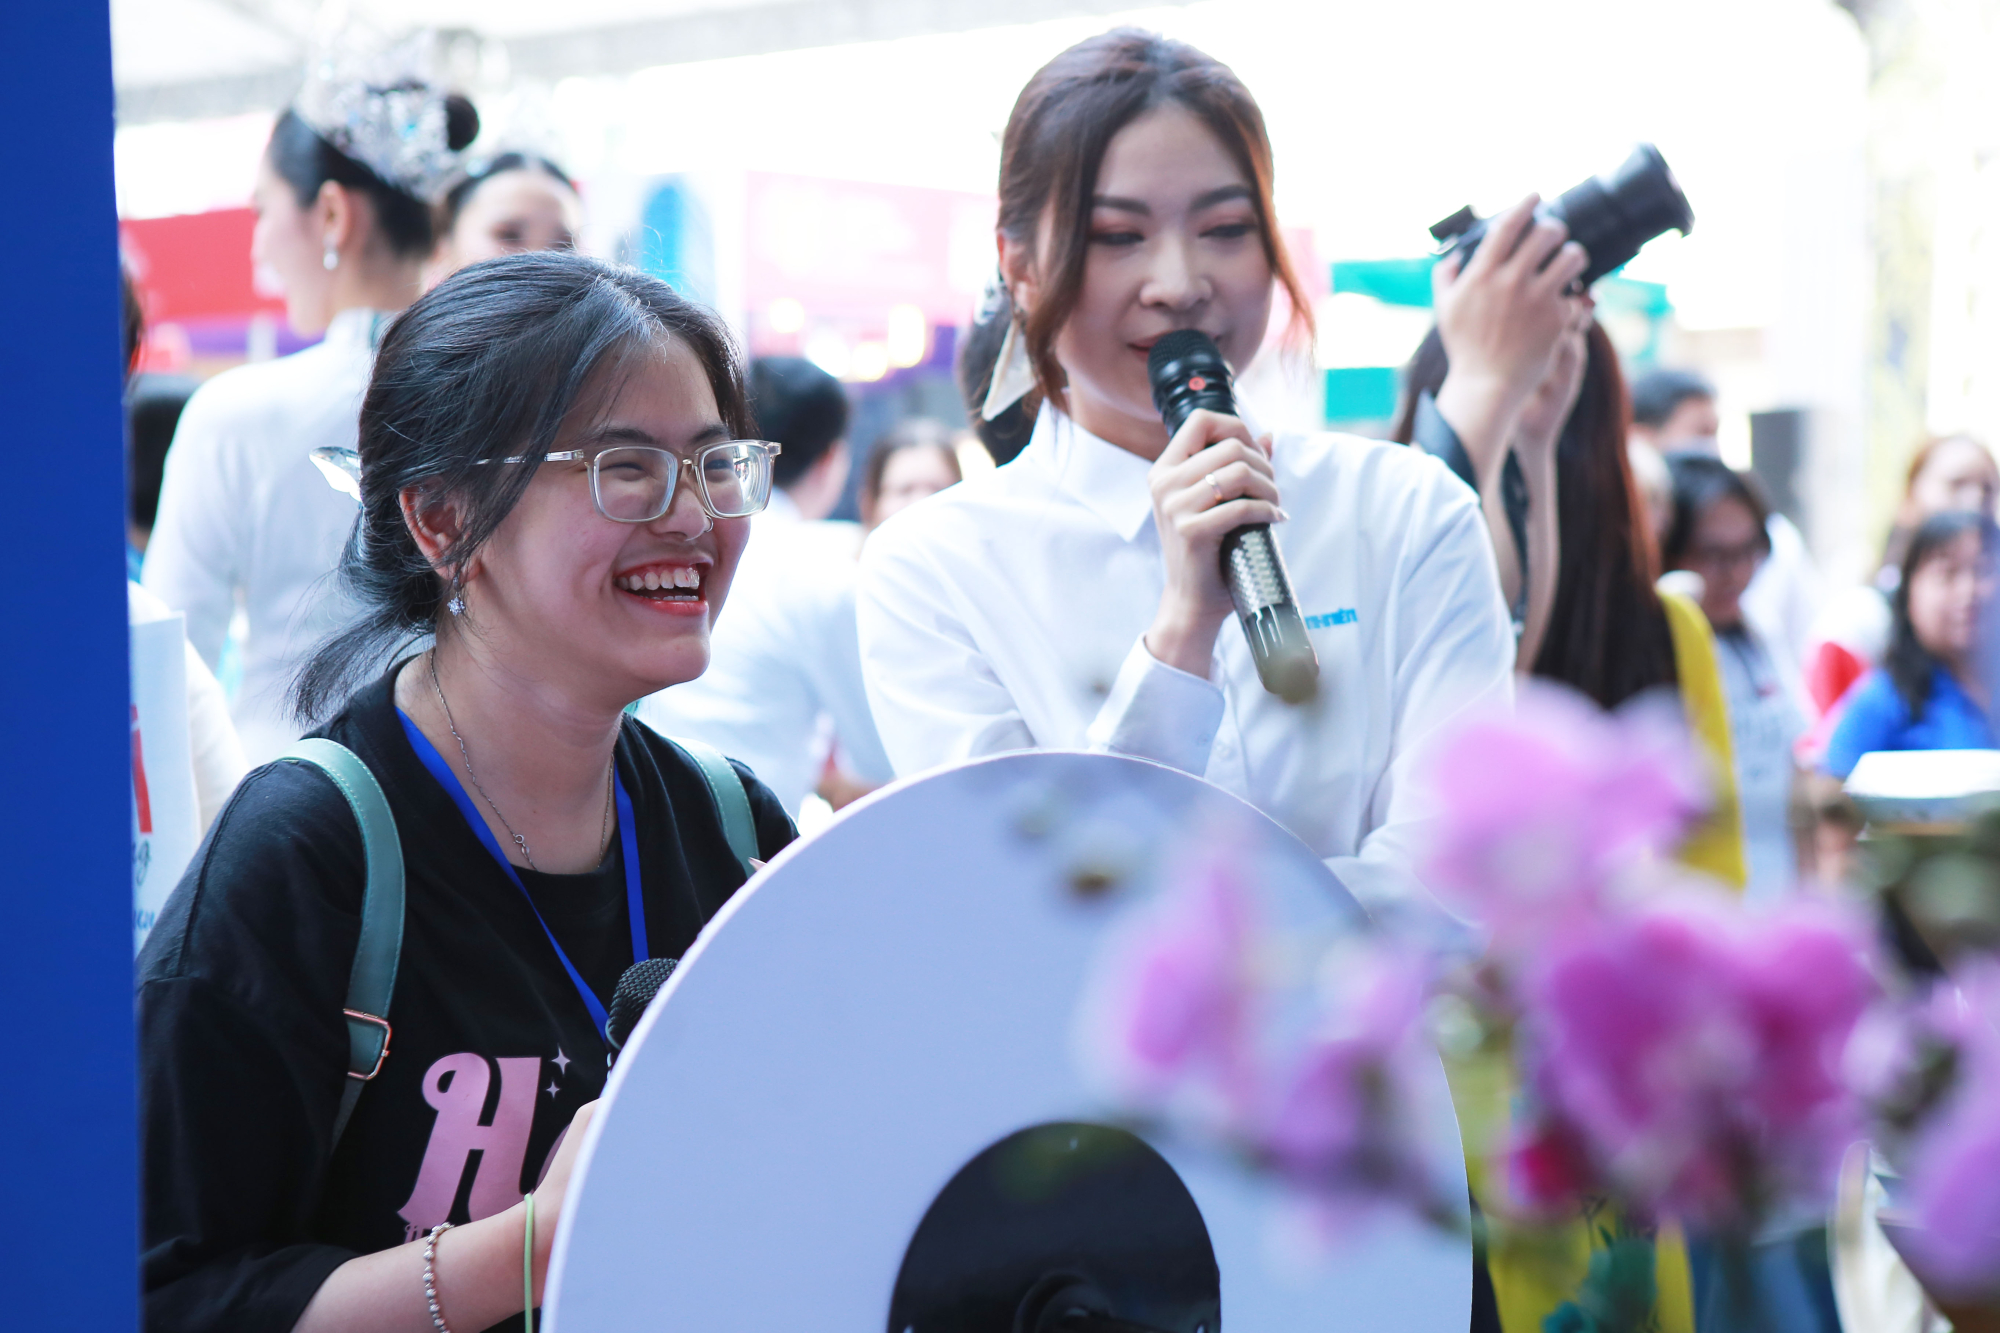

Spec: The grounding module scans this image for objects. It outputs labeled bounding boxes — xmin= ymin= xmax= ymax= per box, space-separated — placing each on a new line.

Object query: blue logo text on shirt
xmin=1305 ymin=609 xmax=1358 ymax=630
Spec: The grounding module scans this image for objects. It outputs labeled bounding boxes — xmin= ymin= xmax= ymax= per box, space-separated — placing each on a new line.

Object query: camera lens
xmin=1430 ymin=143 xmax=1694 ymax=287
xmin=1548 ymin=144 xmax=1695 ymax=286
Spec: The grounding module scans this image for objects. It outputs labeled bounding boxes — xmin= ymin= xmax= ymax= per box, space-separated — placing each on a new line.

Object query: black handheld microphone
xmin=1147 ymin=330 xmax=1319 ymax=704
xmin=606 ymin=956 xmax=679 ymax=1065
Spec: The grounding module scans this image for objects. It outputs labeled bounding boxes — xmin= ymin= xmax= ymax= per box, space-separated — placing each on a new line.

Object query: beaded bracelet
xmin=422 ymin=1222 xmax=456 ymax=1333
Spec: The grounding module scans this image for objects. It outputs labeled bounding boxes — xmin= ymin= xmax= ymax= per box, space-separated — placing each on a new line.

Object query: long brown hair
xmin=1883 ymin=433 xmax=1997 ymax=574
xmin=1393 ymin=322 xmax=1678 ymax=708
xmin=995 ymin=29 xmax=1313 ymax=414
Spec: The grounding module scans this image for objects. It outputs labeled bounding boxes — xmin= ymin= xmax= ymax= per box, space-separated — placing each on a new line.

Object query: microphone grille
xmin=1146 ymin=329 xmax=1222 ymax=384
xmin=606 ymin=956 xmax=680 ymax=1052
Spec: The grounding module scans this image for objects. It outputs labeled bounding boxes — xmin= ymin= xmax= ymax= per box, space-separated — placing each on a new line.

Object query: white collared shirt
xmin=143 ymin=308 xmax=385 ymax=764
xmin=856 ymin=406 xmax=1514 ymax=914
xmin=637 ymin=490 xmax=895 ymax=816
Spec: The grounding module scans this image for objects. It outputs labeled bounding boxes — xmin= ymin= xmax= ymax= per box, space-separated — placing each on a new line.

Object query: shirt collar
xmin=1025 ymin=403 xmax=1158 ymax=542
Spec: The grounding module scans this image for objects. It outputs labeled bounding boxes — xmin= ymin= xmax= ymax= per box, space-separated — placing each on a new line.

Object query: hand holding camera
xmin=1512 ymin=299 xmax=1594 ymax=467
xmin=1428 ymin=143 xmax=1694 ymax=486
xmin=1430 ymin=195 xmax=1589 ymax=489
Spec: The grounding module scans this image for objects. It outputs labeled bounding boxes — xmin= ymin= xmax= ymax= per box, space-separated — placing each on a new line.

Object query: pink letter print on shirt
xmin=399 ymin=1053 xmax=541 ymax=1240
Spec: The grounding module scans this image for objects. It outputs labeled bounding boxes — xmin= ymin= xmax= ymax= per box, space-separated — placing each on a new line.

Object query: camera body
xmin=1431 ymin=143 xmax=1694 ymax=287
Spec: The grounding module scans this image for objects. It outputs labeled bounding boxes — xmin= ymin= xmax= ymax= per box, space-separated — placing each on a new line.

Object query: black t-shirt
xmin=137 ymin=669 xmax=795 ymax=1333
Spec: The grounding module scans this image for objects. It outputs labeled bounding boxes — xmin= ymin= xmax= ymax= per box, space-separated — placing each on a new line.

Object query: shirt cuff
xmin=1412 ymin=391 xmax=1478 ymax=491
xmin=1085 ymin=634 xmax=1226 ymax=776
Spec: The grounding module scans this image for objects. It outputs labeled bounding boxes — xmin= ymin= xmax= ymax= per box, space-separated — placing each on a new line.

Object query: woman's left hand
xmin=527 ymin=1099 xmax=600 ymax=1299
xmin=1513 ymin=303 xmax=1592 ymax=465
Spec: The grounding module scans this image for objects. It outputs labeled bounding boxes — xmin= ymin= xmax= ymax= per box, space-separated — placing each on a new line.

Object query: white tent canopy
xmin=112 ymin=0 xmax=1170 ymax=123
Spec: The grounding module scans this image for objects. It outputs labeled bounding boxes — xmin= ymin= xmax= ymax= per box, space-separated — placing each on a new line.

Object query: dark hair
xmin=292 ymin=251 xmax=752 ymax=721
xmin=1629 ymin=367 xmax=1715 ymax=429
xmin=994 ymin=29 xmax=1314 ymax=416
xmin=1386 ymin=330 xmax=1447 ymax=451
xmin=437 ymin=152 xmax=577 ymax=238
xmin=749 ymin=357 xmax=849 ymax=488
xmin=1661 ymin=452 xmax=1771 ymax=571
xmin=120 ymin=266 xmax=144 ymax=377
xmin=126 ymin=374 xmax=197 ymax=537
xmin=265 ymin=94 xmax=479 ymax=260
xmin=1392 ymin=322 xmax=1677 ymax=707
xmin=1885 ymin=510 xmax=1993 ymax=714
xmin=956 ymin=295 xmax=1034 ymax=465
xmin=862 ymin=418 xmax=963 ymax=507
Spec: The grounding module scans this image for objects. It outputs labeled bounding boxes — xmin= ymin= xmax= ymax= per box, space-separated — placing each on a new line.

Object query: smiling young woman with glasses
xmin=137 ymin=251 xmax=796 ymax=1333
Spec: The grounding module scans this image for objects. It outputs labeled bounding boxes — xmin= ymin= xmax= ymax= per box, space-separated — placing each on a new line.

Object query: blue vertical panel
xmin=0 ymin=2 xmax=136 ymax=1328
xmin=637 ymin=177 xmax=717 ymax=308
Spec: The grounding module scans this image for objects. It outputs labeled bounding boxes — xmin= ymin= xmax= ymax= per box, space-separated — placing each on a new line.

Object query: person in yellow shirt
xmin=1397 ymin=312 xmax=1746 ymax=1332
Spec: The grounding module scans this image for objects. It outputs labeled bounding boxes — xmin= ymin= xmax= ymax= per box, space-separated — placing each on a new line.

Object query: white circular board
xmin=545 ymin=751 xmax=1470 ymax=1331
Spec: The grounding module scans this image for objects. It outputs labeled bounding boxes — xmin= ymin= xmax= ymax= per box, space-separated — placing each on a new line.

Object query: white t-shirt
xmin=128 ymin=581 xmax=248 ymax=834
xmin=1712 ymin=625 xmax=1805 ymax=901
xmin=142 ymin=309 xmax=384 ymax=764
xmin=637 ymin=492 xmax=895 ymax=816
xmin=855 ymin=406 xmax=1515 ymax=916
xmin=1742 ymin=511 xmax=1821 ymax=716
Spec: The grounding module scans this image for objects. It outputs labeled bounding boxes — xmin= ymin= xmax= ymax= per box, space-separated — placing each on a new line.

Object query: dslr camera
xmin=1431 ymin=143 xmax=1694 ymax=286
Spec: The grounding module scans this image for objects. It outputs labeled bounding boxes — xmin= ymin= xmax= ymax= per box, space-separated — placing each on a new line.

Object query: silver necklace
xmin=428 ymin=650 xmax=614 ymax=871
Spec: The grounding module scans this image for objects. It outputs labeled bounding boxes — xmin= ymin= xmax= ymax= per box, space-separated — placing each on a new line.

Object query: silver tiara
xmin=295 ymin=26 xmax=462 ymax=202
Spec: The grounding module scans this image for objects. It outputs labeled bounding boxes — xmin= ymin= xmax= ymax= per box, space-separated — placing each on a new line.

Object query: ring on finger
xmin=1206 ymin=470 xmax=1224 ymax=504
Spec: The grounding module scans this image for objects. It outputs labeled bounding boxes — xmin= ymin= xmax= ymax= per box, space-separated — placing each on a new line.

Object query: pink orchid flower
xmin=1518 ymin=894 xmax=1874 ymax=1228
xmin=1084 ymin=857 xmax=1261 ymax=1115
xmin=1898 ymin=961 xmax=2000 ymax=1297
xmin=1424 ymin=684 xmax=1707 ymax=944
xmin=1260 ymin=948 xmax=1432 ymax=1196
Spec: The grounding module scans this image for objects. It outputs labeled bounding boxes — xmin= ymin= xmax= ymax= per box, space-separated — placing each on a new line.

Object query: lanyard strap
xmin=397 ymin=710 xmax=647 ymax=1040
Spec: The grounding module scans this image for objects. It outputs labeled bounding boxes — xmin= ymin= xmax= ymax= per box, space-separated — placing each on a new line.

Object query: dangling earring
xmin=323 ymin=242 xmax=340 ymax=272
xmin=447 ymin=594 xmax=465 ymax=617
xmin=981 ymin=310 xmax=1037 ymax=421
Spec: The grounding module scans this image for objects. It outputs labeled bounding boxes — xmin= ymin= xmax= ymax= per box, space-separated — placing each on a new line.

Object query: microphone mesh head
xmin=606 ymin=956 xmax=680 ymax=1052
xmin=1146 ymin=329 xmax=1221 ymax=385
xmin=1147 ymin=330 xmax=1233 ymax=433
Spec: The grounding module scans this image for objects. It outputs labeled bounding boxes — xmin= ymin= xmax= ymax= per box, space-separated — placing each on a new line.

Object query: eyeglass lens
xmin=591 ymin=444 xmax=772 ymax=522
xmin=699 ymin=445 xmax=769 ymax=518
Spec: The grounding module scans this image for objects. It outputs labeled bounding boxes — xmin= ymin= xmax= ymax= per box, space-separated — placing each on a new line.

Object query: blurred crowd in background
xmin=116 ymin=0 xmax=2000 ymax=857
xmin=111 ymin=2 xmax=2000 ymax=1329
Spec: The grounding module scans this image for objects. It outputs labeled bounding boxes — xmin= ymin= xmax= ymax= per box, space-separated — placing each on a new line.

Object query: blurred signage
xmin=119 ymin=208 xmax=283 ymax=325
xmin=744 ymin=173 xmax=995 ymax=325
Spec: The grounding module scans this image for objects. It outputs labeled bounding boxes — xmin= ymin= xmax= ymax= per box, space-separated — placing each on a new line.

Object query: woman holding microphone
xmin=859 ymin=29 xmax=1558 ymax=917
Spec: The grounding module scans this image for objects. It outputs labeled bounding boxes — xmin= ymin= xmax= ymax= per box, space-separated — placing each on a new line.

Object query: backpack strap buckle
xmin=343 ymin=1008 xmax=393 ymax=1081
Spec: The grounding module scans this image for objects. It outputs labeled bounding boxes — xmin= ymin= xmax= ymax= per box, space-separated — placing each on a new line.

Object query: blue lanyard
xmin=397 ymin=710 xmax=648 ymax=1040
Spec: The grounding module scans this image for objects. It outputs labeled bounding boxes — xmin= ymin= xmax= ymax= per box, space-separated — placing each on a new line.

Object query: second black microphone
xmin=1146 ymin=330 xmax=1319 ymax=704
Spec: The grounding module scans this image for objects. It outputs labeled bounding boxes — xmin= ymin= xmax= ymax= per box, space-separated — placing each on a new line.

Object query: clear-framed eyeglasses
xmin=475 ymin=440 xmax=783 ymax=523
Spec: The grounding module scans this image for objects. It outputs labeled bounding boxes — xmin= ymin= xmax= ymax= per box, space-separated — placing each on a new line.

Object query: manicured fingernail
xmin=1277 ymin=508 xmax=1292 ymax=522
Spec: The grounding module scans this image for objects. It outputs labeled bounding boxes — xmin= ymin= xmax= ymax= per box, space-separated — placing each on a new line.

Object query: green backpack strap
xmin=280 ymin=738 xmax=405 ymax=1150
xmin=665 ymin=737 xmax=760 ymax=877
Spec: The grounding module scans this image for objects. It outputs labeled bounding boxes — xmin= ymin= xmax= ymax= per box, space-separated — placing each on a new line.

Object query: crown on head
xmin=294 ymin=27 xmax=463 ymax=202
